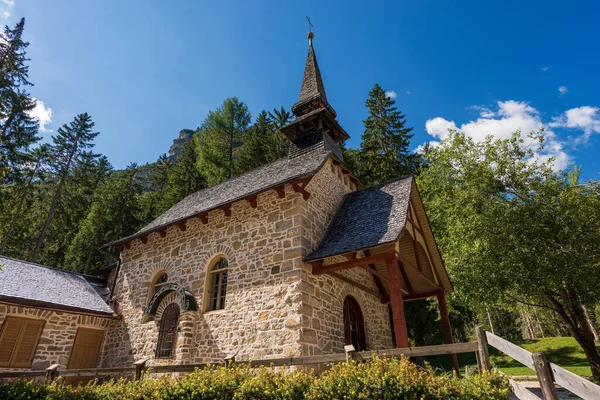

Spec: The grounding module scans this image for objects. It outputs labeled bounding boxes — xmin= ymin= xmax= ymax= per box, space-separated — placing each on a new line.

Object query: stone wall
xmin=103 ymin=156 xmax=394 ymax=367
xmin=297 ymin=159 xmax=395 ymax=355
xmin=104 ymin=183 xmax=310 ymax=367
xmin=0 ymin=304 xmax=114 ymax=371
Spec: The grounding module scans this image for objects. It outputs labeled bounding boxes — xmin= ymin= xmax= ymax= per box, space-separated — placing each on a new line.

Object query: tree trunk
xmin=549 ymin=296 xmax=600 ymax=381
xmin=32 ymin=146 xmax=76 ymax=262
xmin=583 ymin=305 xmax=600 ymax=342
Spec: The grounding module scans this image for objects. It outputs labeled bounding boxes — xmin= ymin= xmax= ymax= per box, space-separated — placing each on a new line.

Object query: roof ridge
xmin=352 ymin=175 xmax=414 ymax=194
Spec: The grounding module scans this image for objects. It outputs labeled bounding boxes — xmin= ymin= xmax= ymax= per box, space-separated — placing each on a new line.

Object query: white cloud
xmin=28 ymin=98 xmax=53 ymax=133
xmin=424 ymin=100 xmax=571 ymax=170
xmin=385 ymin=90 xmax=397 ymax=99
xmin=541 ymin=66 xmax=550 ymax=72
xmin=1 ymin=0 xmax=14 ymax=19
xmin=549 ymin=106 xmax=600 ymax=142
xmin=558 ymin=86 xmax=568 ymax=95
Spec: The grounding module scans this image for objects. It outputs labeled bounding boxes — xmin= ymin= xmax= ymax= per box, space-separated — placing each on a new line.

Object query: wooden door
xmin=66 ymin=328 xmax=105 ymax=385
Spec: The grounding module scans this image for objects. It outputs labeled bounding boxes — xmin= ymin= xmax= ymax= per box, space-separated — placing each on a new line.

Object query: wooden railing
xmin=0 ymin=341 xmax=477 ymax=382
xmin=476 ymin=326 xmax=600 ymax=400
xmin=3 ymin=327 xmax=600 ymax=399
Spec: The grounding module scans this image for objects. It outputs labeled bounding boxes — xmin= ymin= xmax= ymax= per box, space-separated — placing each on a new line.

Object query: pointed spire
xmin=291 ymin=31 xmax=336 ymax=118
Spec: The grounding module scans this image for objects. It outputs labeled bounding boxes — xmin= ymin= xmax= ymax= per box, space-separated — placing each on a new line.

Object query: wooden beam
xmin=246 ymin=195 xmax=258 ymax=208
xmin=364 ymin=250 xmax=389 ymax=301
xmin=386 ymin=255 xmax=409 ymax=348
xmin=344 ymin=252 xmax=357 ymax=261
xmin=397 ymin=255 xmax=442 ymax=291
xmin=124 ymin=241 xmax=131 ymax=250
xmin=159 ymin=230 xmax=167 ymax=238
xmin=141 ymin=236 xmax=148 ymax=244
xmin=275 ymin=185 xmax=286 ymax=198
xmin=311 ymin=253 xmax=390 ymax=275
xmin=178 ymin=221 xmax=187 ymax=232
xmin=398 ymin=261 xmax=414 ymax=293
xmin=328 ymin=272 xmax=384 ymax=300
xmin=410 ymin=198 xmax=443 ymax=287
xmin=291 ymin=177 xmax=312 ymax=200
xmin=408 ymin=209 xmax=423 ymax=272
xmin=437 ymin=292 xmax=459 ymax=372
xmin=401 ymin=290 xmax=442 ymax=301
xmin=222 ymin=205 xmax=231 ymax=217
xmin=199 ymin=214 xmax=208 ymax=224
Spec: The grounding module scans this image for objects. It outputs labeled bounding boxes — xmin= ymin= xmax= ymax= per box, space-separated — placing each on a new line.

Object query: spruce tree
xmin=0 ymin=18 xmax=40 ymax=183
xmin=65 ymin=164 xmax=141 ymax=274
xmin=237 ymin=110 xmax=286 ymax=173
xmin=359 ymin=83 xmax=418 ymax=185
xmin=31 ymin=113 xmax=99 ymax=262
xmin=159 ymin=137 xmax=205 ymax=213
xmin=196 ymin=97 xmax=251 ymax=186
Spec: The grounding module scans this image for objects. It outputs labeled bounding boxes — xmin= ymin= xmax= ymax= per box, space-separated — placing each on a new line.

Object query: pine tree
xmin=64 ymin=164 xmax=142 ymax=274
xmin=196 ymin=97 xmax=251 ymax=186
xmin=138 ymin=154 xmax=172 ymax=223
xmin=159 ymin=137 xmax=205 ymax=213
xmin=0 ymin=18 xmax=40 ymax=183
xmin=358 ymin=83 xmax=418 ymax=185
xmin=31 ymin=113 xmax=99 ymax=262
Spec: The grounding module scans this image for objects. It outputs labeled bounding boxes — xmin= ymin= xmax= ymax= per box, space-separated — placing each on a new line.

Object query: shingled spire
xmin=291 ymin=32 xmax=336 ymax=118
xmin=280 ymin=29 xmax=350 ymax=159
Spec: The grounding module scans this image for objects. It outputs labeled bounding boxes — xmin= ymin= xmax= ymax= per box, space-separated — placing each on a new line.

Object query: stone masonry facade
xmin=0 ymin=304 xmax=114 ymax=371
xmin=102 ymin=157 xmax=394 ymax=367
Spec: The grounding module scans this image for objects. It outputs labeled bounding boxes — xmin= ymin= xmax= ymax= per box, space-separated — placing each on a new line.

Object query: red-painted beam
xmin=386 ymin=255 xmax=409 ymax=348
xmin=311 ymin=253 xmax=390 ymax=275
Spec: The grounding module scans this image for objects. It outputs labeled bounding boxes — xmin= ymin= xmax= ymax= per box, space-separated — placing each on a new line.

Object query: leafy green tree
xmin=0 ymin=144 xmax=49 ymax=253
xmin=237 ymin=110 xmax=286 ymax=173
xmin=32 ymin=113 xmax=99 ymax=262
xmin=356 ymin=83 xmax=418 ymax=185
xmin=196 ymin=97 xmax=251 ymax=186
xmin=159 ymin=137 xmax=205 ymax=212
xmin=138 ymin=154 xmax=172 ymax=223
xmin=0 ymin=18 xmax=40 ymax=183
xmin=65 ymin=164 xmax=142 ymax=274
xmin=417 ymin=130 xmax=600 ymax=380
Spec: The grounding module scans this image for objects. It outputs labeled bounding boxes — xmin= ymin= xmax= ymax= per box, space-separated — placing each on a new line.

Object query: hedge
xmin=0 ymin=356 xmax=510 ymax=400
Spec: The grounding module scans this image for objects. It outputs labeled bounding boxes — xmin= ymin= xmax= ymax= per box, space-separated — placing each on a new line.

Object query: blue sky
xmin=7 ymin=0 xmax=600 ymax=180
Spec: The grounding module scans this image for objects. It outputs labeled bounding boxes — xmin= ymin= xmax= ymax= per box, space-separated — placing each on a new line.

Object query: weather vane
xmin=306 ymin=16 xmax=314 ymax=45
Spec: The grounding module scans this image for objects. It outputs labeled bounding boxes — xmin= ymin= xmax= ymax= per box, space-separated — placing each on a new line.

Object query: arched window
xmin=156 ymin=303 xmax=179 ymax=358
xmin=207 ymin=258 xmax=228 ymax=311
xmin=150 ymin=272 xmax=168 ymax=300
xmin=343 ymin=296 xmax=366 ymax=351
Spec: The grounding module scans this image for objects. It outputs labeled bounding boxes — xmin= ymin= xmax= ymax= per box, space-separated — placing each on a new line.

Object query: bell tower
xmin=280 ymin=29 xmax=350 ymax=160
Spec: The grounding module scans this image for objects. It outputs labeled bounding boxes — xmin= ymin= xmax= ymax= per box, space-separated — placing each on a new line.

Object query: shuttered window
xmin=0 ymin=317 xmax=44 ymax=368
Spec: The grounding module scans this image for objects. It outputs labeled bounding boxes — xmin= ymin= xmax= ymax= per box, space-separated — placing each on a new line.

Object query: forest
xmin=2 ymin=19 xmax=600 ymax=379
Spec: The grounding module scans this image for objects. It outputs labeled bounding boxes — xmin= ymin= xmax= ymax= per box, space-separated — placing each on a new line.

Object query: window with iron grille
xmin=155 ymin=303 xmax=179 ymax=358
xmin=207 ymin=258 xmax=228 ymax=311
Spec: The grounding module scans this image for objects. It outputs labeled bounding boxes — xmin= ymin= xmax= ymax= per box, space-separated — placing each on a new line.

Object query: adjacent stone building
xmin=0 ymin=32 xmax=456 ymax=373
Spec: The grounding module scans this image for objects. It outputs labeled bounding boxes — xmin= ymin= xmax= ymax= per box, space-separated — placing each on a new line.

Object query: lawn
xmin=426 ymin=336 xmax=594 ymax=377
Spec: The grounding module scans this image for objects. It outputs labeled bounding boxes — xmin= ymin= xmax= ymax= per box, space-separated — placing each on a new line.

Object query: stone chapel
xmin=0 ymin=31 xmax=455 ymax=373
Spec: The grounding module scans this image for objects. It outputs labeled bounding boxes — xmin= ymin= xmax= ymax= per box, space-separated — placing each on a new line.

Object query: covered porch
xmin=305 ymin=176 xmax=458 ymax=371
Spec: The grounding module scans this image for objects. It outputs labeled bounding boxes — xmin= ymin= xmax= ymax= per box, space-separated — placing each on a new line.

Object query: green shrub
xmin=0 ymin=357 xmax=509 ymax=400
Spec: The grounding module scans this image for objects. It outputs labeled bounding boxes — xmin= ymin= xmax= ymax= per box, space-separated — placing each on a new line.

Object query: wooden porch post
xmin=437 ymin=291 xmax=460 ymax=372
xmin=386 ymin=256 xmax=409 ymax=348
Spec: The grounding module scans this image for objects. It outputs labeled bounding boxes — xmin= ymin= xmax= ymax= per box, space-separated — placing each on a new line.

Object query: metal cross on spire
xmin=306 ymin=16 xmax=314 ymax=45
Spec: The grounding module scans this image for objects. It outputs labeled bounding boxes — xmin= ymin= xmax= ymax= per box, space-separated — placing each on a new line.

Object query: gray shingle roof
xmin=108 ymin=148 xmax=333 ymax=246
xmin=0 ymin=256 xmax=114 ymax=315
xmin=305 ymin=176 xmax=413 ymax=261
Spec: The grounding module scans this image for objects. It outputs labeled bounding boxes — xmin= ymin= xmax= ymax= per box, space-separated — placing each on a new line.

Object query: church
xmin=0 ymin=31 xmax=455 ymax=373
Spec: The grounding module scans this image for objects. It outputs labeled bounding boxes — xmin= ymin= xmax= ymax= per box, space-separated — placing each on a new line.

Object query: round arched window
xmin=207 ymin=258 xmax=228 ymax=311
xmin=343 ymin=296 xmax=366 ymax=351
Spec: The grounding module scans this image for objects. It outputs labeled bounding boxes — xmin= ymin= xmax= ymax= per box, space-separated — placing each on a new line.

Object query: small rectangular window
xmin=0 ymin=316 xmax=44 ymax=368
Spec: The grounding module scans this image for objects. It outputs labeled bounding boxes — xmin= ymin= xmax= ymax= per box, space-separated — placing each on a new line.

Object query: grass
xmin=426 ymin=336 xmax=595 ymax=377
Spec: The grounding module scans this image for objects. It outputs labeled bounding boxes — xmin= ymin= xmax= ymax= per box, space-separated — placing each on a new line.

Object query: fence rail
xmin=476 ymin=326 xmax=600 ymax=400
xmin=3 ymin=327 xmax=600 ymax=399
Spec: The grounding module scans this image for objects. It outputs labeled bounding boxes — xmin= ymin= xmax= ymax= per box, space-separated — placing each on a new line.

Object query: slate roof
xmin=305 ymin=176 xmax=414 ymax=261
xmin=107 ymin=148 xmax=333 ymax=246
xmin=0 ymin=256 xmax=114 ymax=315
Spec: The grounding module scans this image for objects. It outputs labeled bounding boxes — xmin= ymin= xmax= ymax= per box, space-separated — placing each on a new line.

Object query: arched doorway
xmin=156 ymin=303 xmax=180 ymax=358
xmin=343 ymin=296 xmax=366 ymax=351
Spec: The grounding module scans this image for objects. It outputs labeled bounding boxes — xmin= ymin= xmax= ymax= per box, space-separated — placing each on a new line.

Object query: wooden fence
xmin=476 ymin=326 xmax=600 ymax=400
xmin=2 ymin=327 xmax=600 ymax=399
